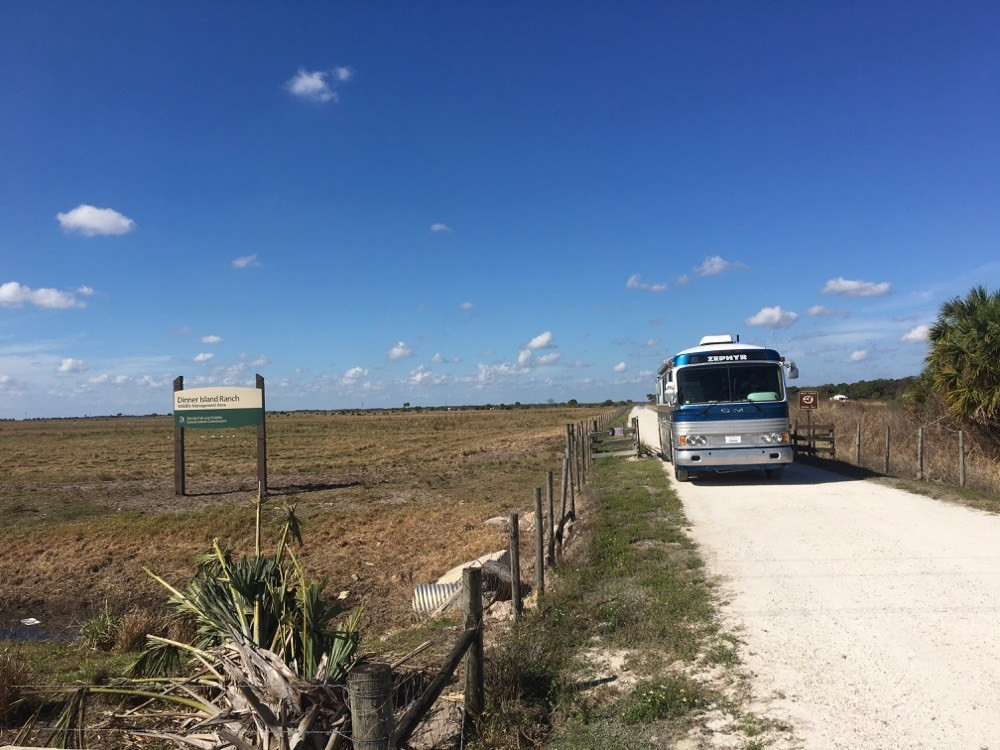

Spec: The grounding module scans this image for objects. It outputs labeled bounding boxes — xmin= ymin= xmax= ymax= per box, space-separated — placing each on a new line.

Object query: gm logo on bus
xmin=707 ymin=354 xmax=748 ymax=362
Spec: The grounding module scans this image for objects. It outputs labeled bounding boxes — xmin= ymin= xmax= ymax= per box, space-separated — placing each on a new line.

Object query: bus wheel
xmin=765 ymin=468 xmax=784 ymax=481
xmin=675 ymin=466 xmax=690 ymax=482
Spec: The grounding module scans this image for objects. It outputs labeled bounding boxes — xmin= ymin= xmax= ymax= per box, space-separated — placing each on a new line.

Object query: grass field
xmin=0 ymin=407 xmax=602 ymax=636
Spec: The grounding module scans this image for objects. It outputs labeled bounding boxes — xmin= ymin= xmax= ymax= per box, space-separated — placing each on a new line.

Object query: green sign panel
xmin=173 ymin=386 xmax=263 ymax=429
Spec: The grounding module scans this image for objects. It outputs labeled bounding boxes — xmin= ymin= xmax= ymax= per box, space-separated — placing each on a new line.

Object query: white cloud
xmin=431 ymin=223 xmax=452 ymax=233
xmin=536 ymin=352 xmax=561 ymax=365
xmin=806 ymin=305 xmax=849 ymax=318
xmin=517 ymin=349 xmax=533 ymax=365
xmin=625 ymin=274 xmax=667 ymax=292
xmin=201 ymin=334 xmax=223 ymax=344
xmin=231 ymin=254 xmax=260 ymax=269
xmin=527 ymin=331 xmax=554 ymax=349
xmin=461 ymin=301 xmax=474 ymax=310
xmin=431 ymin=353 xmax=444 ymax=363
xmin=250 ymin=354 xmax=270 ymax=367
xmin=695 ymin=255 xmax=746 ymax=276
xmin=58 ymin=358 xmax=86 ymax=373
xmin=342 ymin=366 xmax=369 ymax=385
xmin=613 ymin=362 xmax=627 ymax=373
xmin=901 ymin=324 xmax=931 ymax=343
xmin=388 ymin=341 xmax=413 ymax=360
xmin=431 ymin=353 xmax=460 ymax=364
xmin=334 ymin=66 xmax=352 ymax=81
xmin=285 ymin=68 xmax=342 ymax=103
xmin=56 ymin=204 xmax=134 ymax=236
xmin=0 ymin=281 xmax=83 ymax=309
xmin=676 ymin=274 xmax=691 ymax=285
xmin=745 ymin=305 xmax=798 ymax=328
xmin=76 ymin=285 xmax=96 ymax=296
xmin=848 ymin=349 xmax=869 ymax=362
xmin=821 ymin=277 xmax=892 ymax=297
xmin=88 ymin=373 xmax=109 ymax=384
xmin=646 ymin=338 xmax=659 ymax=347
xmin=410 ymin=364 xmax=432 ymax=383
xmin=194 ymin=352 xmax=215 ymax=363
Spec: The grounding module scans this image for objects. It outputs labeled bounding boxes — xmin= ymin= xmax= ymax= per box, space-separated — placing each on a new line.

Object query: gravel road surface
xmin=633 ymin=405 xmax=1000 ymax=749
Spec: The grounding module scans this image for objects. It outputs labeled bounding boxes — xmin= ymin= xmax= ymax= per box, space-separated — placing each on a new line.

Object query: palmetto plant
xmin=926 ymin=286 xmax=1000 ymax=435
xmin=30 ymin=497 xmax=363 ymax=749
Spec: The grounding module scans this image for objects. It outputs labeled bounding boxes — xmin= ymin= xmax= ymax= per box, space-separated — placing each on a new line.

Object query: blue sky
xmin=2 ymin=1 xmax=998 ymax=417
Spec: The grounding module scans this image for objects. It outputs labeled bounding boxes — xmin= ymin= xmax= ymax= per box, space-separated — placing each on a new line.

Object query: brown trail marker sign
xmin=172 ymin=375 xmax=267 ymax=496
xmin=798 ymin=390 xmax=819 ymax=454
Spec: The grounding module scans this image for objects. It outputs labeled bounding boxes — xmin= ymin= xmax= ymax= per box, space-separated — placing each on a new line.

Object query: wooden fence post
xmin=463 ymin=567 xmax=484 ymax=724
xmin=569 ymin=458 xmax=576 ymax=519
xmin=509 ymin=513 xmax=522 ymax=619
xmin=348 ymin=663 xmax=393 ymax=750
xmin=917 ymin=426 xmax=924 ymax=480
xmin=855 ymin=422 xmax=861 ymax=465
xmin=959 ymin=430 xmax=966 ymax=487
xmin=559 ymin=457 xmax=569 ymax=527
xmin=883 ymin=425 xmax=891 ymax=474
xmin=546 ymin=470 xmax=555 ymax=564
xmin=534 ymin=488 xmax=544 ymax=598
xmin=173 ymin=376 xmax=185 ymax=496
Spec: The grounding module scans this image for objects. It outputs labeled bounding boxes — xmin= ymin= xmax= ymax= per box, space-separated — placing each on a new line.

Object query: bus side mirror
xmin=785 ymin=360 xmax=799 ymax=380
xmin=664 ymin=383 xmax=677 ymax=406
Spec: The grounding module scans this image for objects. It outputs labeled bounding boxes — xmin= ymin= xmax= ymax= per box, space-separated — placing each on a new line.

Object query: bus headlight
xmin=760 ymin=433 xmax=787 ymax=444
xmin=681 ymin=434 xmax=706 ymax=446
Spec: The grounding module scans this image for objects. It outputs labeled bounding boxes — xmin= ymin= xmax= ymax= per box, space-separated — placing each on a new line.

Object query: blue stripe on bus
xmin=671 ymin=402 xmax=788 ymax=422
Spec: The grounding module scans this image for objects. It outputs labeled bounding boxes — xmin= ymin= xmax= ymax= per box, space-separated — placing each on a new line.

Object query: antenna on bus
xmin=736 ymin=334 xmax=740 ymax=343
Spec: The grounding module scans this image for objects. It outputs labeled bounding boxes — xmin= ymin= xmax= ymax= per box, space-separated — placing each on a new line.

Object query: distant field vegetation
xmin=0 ymin=406 xmax=608 ymax=633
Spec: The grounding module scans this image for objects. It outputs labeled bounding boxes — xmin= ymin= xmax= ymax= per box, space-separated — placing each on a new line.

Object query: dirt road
xmin=633 ymin=405 xmax=1000 ymax=749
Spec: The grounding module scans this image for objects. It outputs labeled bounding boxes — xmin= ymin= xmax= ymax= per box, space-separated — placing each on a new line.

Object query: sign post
xmin=798 ymin=391 xmax=819 ymax=454
xmin=173 ymin=376 xmax=185 ymax=496
xmin=256 ymin=374 xmax=267 ymax=496
xmin=172 ymin=379 xmax=267 ymax=495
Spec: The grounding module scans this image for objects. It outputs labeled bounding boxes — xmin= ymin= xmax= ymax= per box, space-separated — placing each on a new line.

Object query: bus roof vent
xmin=699 ymin=334 xmax=734 ymax=346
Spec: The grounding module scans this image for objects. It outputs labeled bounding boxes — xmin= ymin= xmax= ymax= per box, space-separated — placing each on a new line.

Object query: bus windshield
xmin=676 ymin=363 xmax=784 ymax=405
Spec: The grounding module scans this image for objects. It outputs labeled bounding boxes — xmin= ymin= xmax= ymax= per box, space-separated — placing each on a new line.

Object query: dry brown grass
xmin=0 ymin=407 xmax=603 ymax=634
xmin=0 ymin=652 xmax=29 ymax=721
xmin=792 ymin=400 xmax=1000 ymax=492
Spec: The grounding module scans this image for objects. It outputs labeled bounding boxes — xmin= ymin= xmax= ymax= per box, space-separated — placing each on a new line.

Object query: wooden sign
xmin=174 ymin=386 xmax=263 ymax=429
xmin=172 ymin=375 xmax=267 ymax=496
xmin=798 ymin=391 xmax=819 ymax=410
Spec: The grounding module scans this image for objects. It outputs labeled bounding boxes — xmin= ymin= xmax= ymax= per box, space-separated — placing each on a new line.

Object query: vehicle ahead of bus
xmin=655 ymin=334 xmax=799 ymax=482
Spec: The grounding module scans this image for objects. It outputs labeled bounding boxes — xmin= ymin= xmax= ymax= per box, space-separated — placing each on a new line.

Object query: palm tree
xmin=926 ymin=285 xmax=1000 ymax=434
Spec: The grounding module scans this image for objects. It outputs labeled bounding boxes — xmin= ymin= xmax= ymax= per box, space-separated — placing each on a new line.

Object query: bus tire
xmin=765 ymin=468 xmax=784 ymax=481
xmin=675 ymin=466 xmax=690 ymax=482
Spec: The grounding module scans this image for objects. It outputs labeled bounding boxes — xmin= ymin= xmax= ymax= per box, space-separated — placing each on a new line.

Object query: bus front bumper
xmin=675 ymin=446 xmax=793 ymax=472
